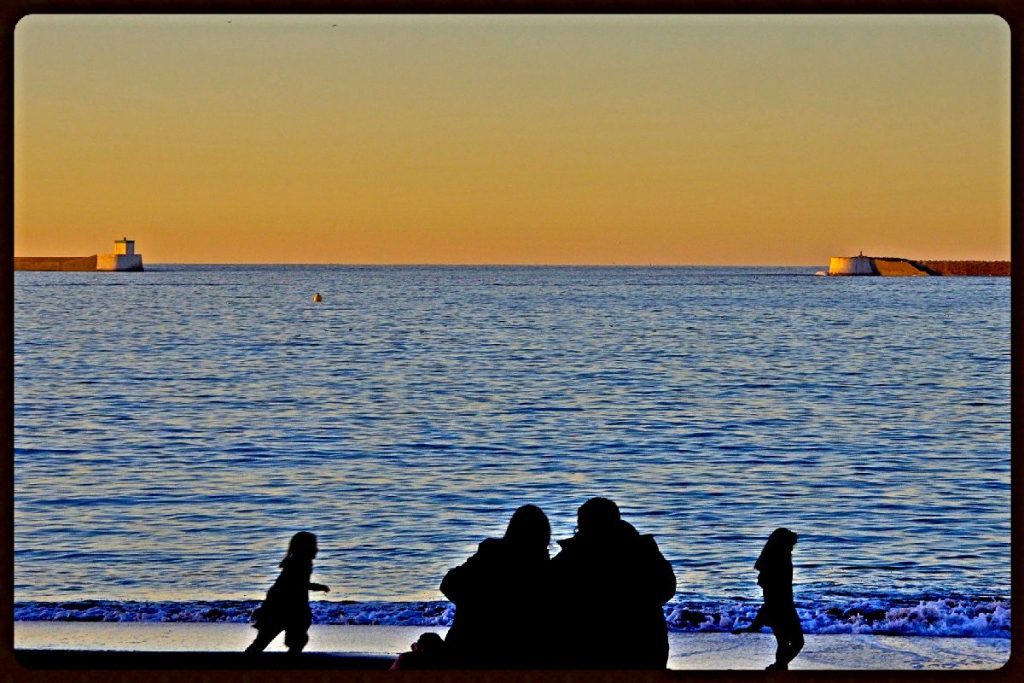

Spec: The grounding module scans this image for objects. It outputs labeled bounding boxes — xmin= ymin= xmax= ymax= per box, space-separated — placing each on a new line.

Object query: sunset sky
xmin=14 ymin=14 xmax=1010 ymax=265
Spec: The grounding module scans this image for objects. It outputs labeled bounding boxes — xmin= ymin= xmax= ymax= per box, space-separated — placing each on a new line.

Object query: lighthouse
xmin=114 ymin=237 xmax=135 ymax=256
xmin=96 ymin=237 xmax=144 ymax=271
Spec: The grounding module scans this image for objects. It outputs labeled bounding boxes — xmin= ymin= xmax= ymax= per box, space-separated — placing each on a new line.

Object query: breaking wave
xmin=14 ymin=595 xmax=1009 ymax=638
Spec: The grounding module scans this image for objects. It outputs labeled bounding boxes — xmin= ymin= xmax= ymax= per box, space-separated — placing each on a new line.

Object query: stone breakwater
xmin=916 ymin=260 xmax=1012 ymax=276
xmin=15 ymin=253 xmax=143 ymax=272
xmin=16 ymin=238 xmax=144 ymax=271
xmin=14 ymin=256 xmax=99 ymax=271
xmin=827 ymin=256 xmax=1010 ymax=276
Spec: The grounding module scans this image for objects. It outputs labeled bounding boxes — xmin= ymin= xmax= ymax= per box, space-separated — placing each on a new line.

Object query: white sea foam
xmin=14 ymin=596 xmax=1009 ymax=638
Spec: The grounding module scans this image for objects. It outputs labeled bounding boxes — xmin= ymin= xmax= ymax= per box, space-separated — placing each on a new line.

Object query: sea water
xmin=13 ymin=266 xmax=1011 ymax=637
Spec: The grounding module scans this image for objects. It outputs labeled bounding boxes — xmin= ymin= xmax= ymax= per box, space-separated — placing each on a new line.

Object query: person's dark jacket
xmin=749 ymin=556 xmax=799 ymax=630
xmin=550 ymin=521 xmax=677 ymax=669
xmin=440 ymin=537 xmax=551 ymax=668
xmin=253 ymin=556 xmax=314 ymax=631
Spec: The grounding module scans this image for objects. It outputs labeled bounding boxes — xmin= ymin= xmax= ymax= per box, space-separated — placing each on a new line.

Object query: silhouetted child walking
xmin=732 ymin=528 xmax=804 ymax=670
xmin=246 ymin=531 xmax=329 ymax=654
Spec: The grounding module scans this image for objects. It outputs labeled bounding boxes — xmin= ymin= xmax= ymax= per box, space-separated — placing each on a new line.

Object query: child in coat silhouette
xmin=732 ymin=528 xmax=804 ymax=670
xmin=245 ymin=531 xmax=330 ymax=654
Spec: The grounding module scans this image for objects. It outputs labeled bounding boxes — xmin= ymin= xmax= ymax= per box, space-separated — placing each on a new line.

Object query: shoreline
xmin=12 ymin=623 xmax=1010 ymax=670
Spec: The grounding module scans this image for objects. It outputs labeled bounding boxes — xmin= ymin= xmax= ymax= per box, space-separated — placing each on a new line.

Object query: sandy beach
xmin=12 ymin=622 xmax=1009 ymax=670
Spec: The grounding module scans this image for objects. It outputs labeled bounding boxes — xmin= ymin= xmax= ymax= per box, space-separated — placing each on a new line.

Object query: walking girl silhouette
xmin=732 ymin=528 xmax=804 ymax=670
xmin=245 ymin=531 xmax=330 ymax=654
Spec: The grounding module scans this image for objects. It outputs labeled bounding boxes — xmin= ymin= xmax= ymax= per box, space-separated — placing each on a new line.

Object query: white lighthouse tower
xmin=96 ymin=237 xmax=144 ymax=271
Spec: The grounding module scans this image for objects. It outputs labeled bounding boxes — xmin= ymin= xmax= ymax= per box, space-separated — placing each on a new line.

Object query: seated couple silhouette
xmin=436 ymin=497 xmax=677 ymax=669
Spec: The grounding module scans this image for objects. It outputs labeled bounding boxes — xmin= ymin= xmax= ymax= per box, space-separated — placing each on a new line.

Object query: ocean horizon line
xmin=117 ymin=262 xmax=824 ymax=268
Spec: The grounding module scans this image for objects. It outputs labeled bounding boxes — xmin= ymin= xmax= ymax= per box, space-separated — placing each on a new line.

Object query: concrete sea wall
xmin=14 ymin=256 xmax=98 ymax=271
xmin=870 ymin=259 xmax=930 ymax=276
xmin=919 ymin=260 xmax=1011 ymax=276
xmin=16 ymin=253 xmax=144 ymax=272
xmin=96 ymin=253 xmax=143 ymax=271
xmin=828 ymin=256 xmax=1010 ymax=277
xmin=828 ymin=256 xmax=877 ymax=275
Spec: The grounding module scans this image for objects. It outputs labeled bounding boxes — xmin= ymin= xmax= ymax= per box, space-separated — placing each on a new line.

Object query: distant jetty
xmin=15 ymin=238 xmax=144 ymax=272
xmin=823 ymin=253 xmax=1009 ymax=277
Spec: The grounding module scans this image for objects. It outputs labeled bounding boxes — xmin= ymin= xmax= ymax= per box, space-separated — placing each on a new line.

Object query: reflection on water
xmin=14 ymin=267 xmax=1010 ymax=604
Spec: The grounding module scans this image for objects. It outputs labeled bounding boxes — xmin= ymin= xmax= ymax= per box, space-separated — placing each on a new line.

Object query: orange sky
xmin=14 ymin=14 xmax=1010 ymax=265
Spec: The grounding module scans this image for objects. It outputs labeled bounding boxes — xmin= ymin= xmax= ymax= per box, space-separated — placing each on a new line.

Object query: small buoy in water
xmin=312 ymin=292 xmax=323 ymax=302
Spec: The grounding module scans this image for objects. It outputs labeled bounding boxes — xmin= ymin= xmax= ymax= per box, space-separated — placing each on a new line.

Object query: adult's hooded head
xmin=576 ymin=497 xmax=621 ymax=536
xmin=504 ymin=504 xmax=551 ymax=551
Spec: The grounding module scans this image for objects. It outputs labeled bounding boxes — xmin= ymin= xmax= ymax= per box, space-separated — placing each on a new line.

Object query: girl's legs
xmin=284 ymin=628 xmax=309 ymax=654
xmin=785 ymin=628 xmax=805 ymax=665
xmin=246 ymin=625 xmax=284 ymax=654
xmin=768 ymin=628 xmax=786 ymax=670
xmin=768 ymin=623 xmax=804 ymax=670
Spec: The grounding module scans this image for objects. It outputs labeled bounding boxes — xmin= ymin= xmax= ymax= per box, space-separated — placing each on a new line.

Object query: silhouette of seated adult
xmin=731 ymin=527 xmax=804 ymax=670
xmin=550 ymin=497 xmax=677 ymax=669
xmin=440 ymin=504 xmax=553 ymax=668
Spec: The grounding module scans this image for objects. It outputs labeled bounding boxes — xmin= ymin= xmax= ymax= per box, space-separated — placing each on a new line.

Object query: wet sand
xmin=12 ymin=622 xmax=1010 ymax=670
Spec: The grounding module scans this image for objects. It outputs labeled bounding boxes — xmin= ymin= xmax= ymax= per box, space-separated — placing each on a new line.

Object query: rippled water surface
xmin=14 ymin=266 xmax=1010 ymax=608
